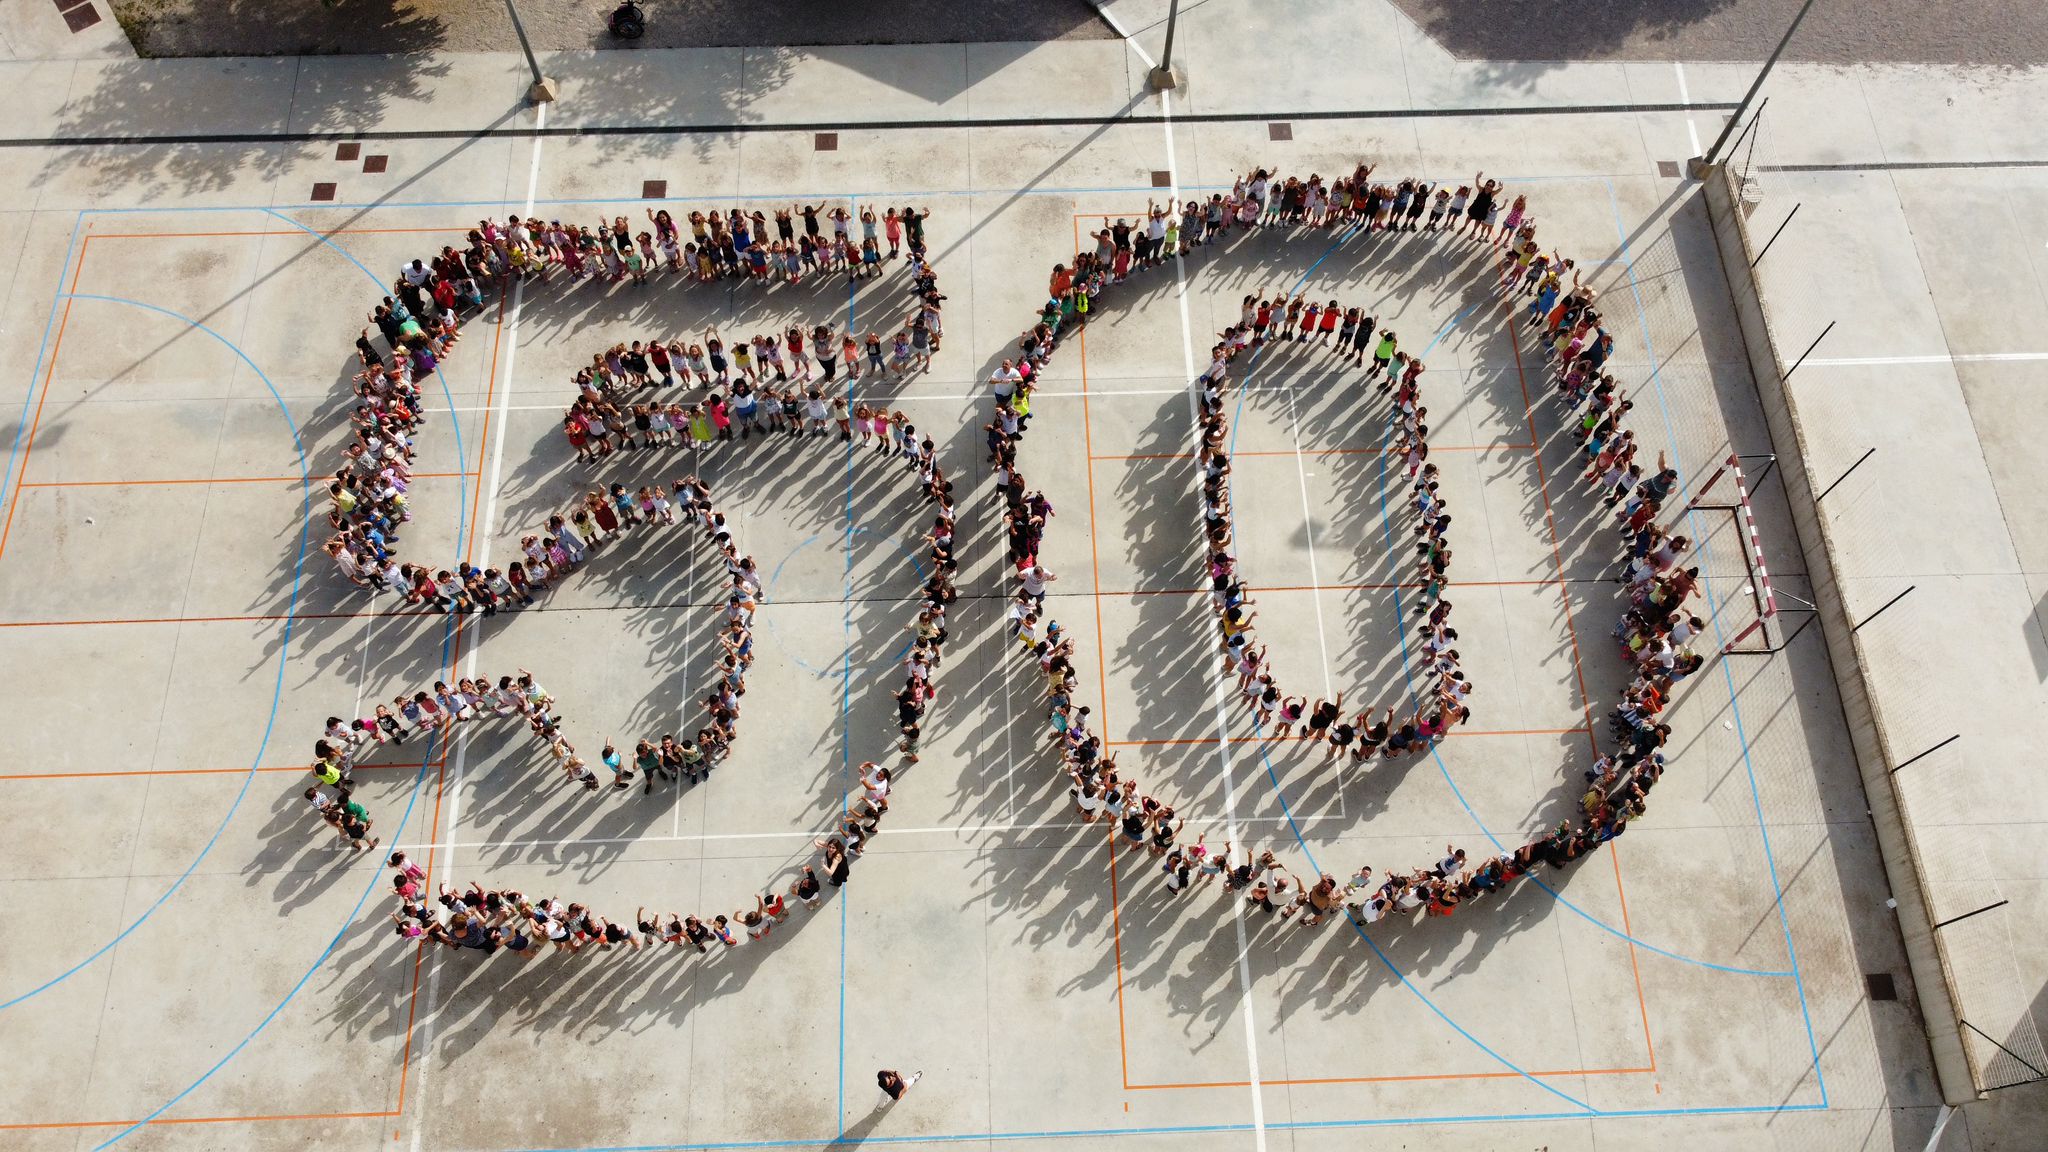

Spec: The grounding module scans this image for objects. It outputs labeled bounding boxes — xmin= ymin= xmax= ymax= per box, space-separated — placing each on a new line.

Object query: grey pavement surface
xmin=99 ymin=0 xmax=2048 ymax=67
xmin=0 ymin=1 xmax=2043 ymax=1150
xmin=1387 ymin=0 xmax=2048 ymax=66
xmin=108 ymin=0 xmax=1114 ymax=57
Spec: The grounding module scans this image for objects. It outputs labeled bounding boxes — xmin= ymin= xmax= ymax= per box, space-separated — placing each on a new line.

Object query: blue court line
xmin=0 ymin=211 xmax=83 ymax=539
xmin=258 ymin=207 xmax=470 ymax=553
xmin=74 ymin=185 xmax=1238 ymax=216
xmin=1214 ymin=223 xmax=1776 ymax=974
xmin=1601 ymin=180 xmax=1827 ymax=1104
xmin=1251 ymin=724 xmax=1601 ymax=1114
xmin=765 ymin=527 xmax=925 ymax=676
xmin=1211 ymin=281 xmax=1595 ymax=1115
xmin=42 ymin=192 xmax=1815 ymax=1142
xmin=92 ymin=744 xmax=445 ymax=1146
xmin=1400 ymin=292 xmax=1795 ymax=977
xmin=836 ymin=208 xmax=863 ymax=1138
xmin=75 ymin=225 xmax=475 ymax=1144
xmin=495 ymin=1100 xmax=1829 ymax=1152
xmin=0 ymin=290 xmax=317 ymax=1013
xmin=129 ymin=201 xmax=891 ymax=1145
xmin=0 ymin=292 xmax=433 ymax=1142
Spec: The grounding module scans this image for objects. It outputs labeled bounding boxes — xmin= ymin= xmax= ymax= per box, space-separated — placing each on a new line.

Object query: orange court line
xmin=1107 ymin=726 xmax=1591 ymax=747
xmin=1128 ymin=1065 xmax=1656 ymax=1090
xmin=1092 ymin=444 xmax=1531 ymax=461
xmin=385 ymin=296 xmax=504 ymax=1117
xmin=0 ymin=1110 xmax=397 ymax=1132
xmin=0 ymin=608 xmax=439 ymax=629
xmin=385 ymin=290 xmax=507 ymax=1118
xmin=396 ymin=603 xmax=493 ymax=1115
xmin=0 ymin=761 xmax=427 ymax=782
xmin=1497 ymin=295 xmax=1656 ymax=1066
xmin=1498 ymin=300 xmax=1600 ymax=748
xmin=89 ymin=226 xmax=458 ymax=241
xmin=459 ymin=291 xmax=509 ymax=571
xmin=0 ymin=220 xmax=475 ymax=1134
xmin=19 ymin=471 xmax=474 ymax=489
xmin=1612 ymin=843 xmax=1659 ymax=1072
xmin=0 ymin=232 xmax=91 ymax=565
xmin=1074 ymin=218 xmax=1112 ymax=734
xmin=1108 ymin=577 xmax=1564 ymax=597
xmin=1237 ymin=444 xmax=1532 ymax=456
xmin=1074 ymin=214 xmax=1136 ymax=1087
xmin=1066 ymin=218 xmax=1657 ymax=1092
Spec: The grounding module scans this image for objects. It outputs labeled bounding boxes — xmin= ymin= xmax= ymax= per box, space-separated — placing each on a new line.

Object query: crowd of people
xmin=321 ymin=204 xmax=938 ymax=593
xmin=310 ymin=476 xmax=761 ymax=811
xmin=544 ymin=205 xmax=929 ymax=286
xmin=302 ymin=667 xmax=564 ymax=855
xmin=317 ymin=167 xmax=1715 ymax=957
xmin=377 ymin=457 xmax=958 ymax=955
xmin=558 ymin=207 xmax=942 ymax=464
xmin=316 ymin=208 xmax=963 ymax=960
xmin=1195 ymin=299 xmax=1472 ymax=764
xmin=990 ymin=163 xmax=1706 ymax=926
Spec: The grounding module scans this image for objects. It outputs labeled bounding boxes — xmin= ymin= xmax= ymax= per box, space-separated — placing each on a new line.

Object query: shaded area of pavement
xmin=109 ymin=0 xmax=1113 ymax=57
xmin=1390 ymin=0 xmax=2048 ymax=66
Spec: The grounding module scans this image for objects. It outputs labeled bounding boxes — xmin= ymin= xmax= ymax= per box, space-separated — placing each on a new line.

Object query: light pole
xmin=1146 ymin=0 xmax=1182 ymax=91
xmin=1695 ymin=0 xmax=1818 ymax=171
xmin=505 ymin=0 xmax=558 ymax=104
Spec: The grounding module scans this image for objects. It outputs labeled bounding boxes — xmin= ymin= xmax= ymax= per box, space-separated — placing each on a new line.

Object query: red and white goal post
xmin=1686 ymin=453 xmax=1809 ymax=655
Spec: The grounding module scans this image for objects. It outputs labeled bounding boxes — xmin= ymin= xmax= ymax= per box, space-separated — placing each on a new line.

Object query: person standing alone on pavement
xmin=876 ymin=1068 xmax=922 ymax=1108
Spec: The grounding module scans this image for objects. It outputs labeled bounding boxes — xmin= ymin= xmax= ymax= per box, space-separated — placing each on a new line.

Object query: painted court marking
xmin=0 ymin=173 xmax=1834 ymax=1142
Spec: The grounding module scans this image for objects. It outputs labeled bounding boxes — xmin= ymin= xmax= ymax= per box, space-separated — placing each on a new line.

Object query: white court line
xmin=669 ymin=490 xmax=703 ymax=838
xmin=1674 ymin=63 xmax=1703 ymax=157
xmin=428 ymin=383 xmax=1322 ymax=415
xmin=1801 ymin=352 xmax=2048 ymax=367
xmin=1157 ymin=86 xmax=1268 ymax=1152
xmin=409 ymin=98 xmax=548 ymax=1152
xmin=999 ymin=615 xmax=1020 ymax=822
xmin=1275 ymin=338 xmax=1340 ymax=825
xmin=350 ymin=609 xmax=382 ymax=718
xmin=1087 ymin=0 xmax=1158 ymax=69
xmin=404 ymin=809 xmax=1356 ymax=855
xmin=1282 ymin=371 xmax=1336 ymax=703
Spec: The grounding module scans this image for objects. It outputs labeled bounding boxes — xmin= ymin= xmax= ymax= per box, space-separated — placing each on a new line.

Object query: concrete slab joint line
xmin=0 ymin=102 xmax=1741 ymax=152
xmin=4 ymin=199 xmax=1826 ymax=1139
xmin=0 ymin=25 xmax=1990 ymax=1135
xmin=1702 ymin=164 xmax=1976 ymax=1101
xmin=1048 ymin=181 xmax=1806 ymax=1137
xmin=0 ymin=198 xmax=478 ymax=1139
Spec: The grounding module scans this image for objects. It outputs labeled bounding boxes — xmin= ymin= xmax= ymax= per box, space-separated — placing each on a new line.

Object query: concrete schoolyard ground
xmin=0 ymin=2 xmax=2043 ymax=1150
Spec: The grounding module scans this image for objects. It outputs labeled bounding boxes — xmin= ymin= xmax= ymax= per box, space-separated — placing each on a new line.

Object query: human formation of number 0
xmin=309 ymin=170 xmax=1710 ymax=968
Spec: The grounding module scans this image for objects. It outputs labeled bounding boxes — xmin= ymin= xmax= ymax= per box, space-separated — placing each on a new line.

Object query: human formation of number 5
xmin=309 ymin=168 xmax=1706 ymax=962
